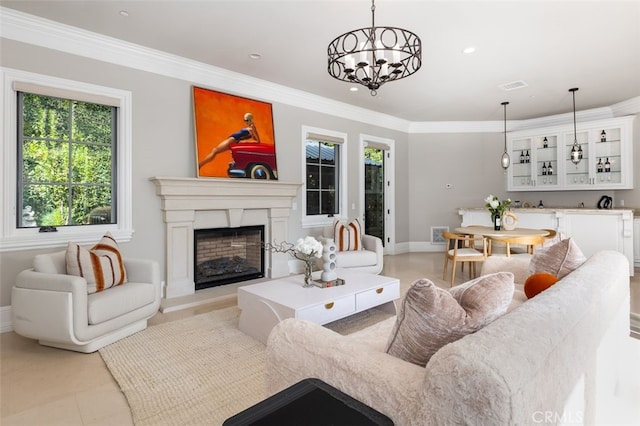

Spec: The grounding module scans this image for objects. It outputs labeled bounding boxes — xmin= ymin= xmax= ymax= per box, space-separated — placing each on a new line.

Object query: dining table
xmin=454 ymin=226 xmax=551 ymax=256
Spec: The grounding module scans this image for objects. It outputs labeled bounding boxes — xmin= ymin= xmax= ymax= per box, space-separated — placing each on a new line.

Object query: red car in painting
xmin=227 ymin=143 xmax=278 ymax=180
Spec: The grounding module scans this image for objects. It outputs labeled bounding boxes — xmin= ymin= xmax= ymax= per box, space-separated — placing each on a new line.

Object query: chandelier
xmin=569 ymin=88 xmax=583 ymax=165
xmin=500 ymin=102 xmax=510 ymax=171
xmin=327 ymin=0 xmax=422 ymax=96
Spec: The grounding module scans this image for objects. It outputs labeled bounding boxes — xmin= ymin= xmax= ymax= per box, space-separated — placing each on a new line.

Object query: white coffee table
xmin=237 ymin=269 xmax=400 ymax=344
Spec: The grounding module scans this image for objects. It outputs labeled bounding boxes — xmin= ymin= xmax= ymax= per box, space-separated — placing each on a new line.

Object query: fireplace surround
xmin=151 ymin=177 xmax=300 ymax=299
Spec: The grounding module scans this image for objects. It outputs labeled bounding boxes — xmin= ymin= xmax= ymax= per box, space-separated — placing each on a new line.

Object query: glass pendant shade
xmin=570 ymin=143 xmax=581 ymax=164
xmin=500 ymin=101 xmax=510 ymax=170
xmin=569 ymin=88 xmax=581 ymax=165
xmin=501 ymin=151 xmax=511 ymax=169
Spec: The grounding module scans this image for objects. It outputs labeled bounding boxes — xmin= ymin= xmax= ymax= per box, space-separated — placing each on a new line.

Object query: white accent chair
xmin=12 ymin=251 xmax=161 ymax=353
xmin=321 ymin=228 xmax=384 ymax=274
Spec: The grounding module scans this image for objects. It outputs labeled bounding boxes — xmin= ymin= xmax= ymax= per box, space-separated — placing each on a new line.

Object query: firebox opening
xmin=194 ymin=225 xmax=265 ymax=290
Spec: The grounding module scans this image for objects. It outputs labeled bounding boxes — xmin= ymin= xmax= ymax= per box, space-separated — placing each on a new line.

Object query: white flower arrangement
xmin=294 ymin=236 xmax=323 ymax=258
xmin=484 ymin=194 xmax=512 ymax=217
xmin=264 ymin=236 xmax=323 ymax=287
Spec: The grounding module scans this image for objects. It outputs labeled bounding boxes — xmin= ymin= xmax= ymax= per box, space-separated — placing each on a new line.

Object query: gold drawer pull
xmin=376 ymin=288 xmax=384 ymax=294
xmin=324 ymin=302 xmax=334 ymax=310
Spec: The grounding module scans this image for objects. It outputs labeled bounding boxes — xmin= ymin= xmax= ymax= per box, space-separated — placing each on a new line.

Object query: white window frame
xmin=1 ymin=68 xmax=133 ymax=251
xmin=301 ymin=125 xmax=348 ymax=228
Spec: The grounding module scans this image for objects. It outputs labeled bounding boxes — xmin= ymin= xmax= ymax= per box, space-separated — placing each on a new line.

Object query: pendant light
xmin=327 ymin=0 xmax=422 ymax=96
xmin=569 ymin=88 xmax=582 ymax=165
xmin=500 ymin=101 xmax=510 ymax=170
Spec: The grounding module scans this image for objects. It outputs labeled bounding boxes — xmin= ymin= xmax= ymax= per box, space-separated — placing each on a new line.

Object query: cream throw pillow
xmin=528 ymin=237 xmax=586 ymax=280
xmin=66 ymin=232 xmax=127 ymax=294
xmin=386 ymin=272 xmax=514 ymax=367
xmin=332 ymin=218 xmax=362 ymax=251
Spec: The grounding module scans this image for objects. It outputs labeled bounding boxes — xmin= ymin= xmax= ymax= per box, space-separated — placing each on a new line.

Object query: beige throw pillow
xmin=386 ymin=272 xmax=514 ymax=367
xmin=332 ymin=218 xmax=362 ymax=251
xmin=528 ymin=237 xmax=586 ymax=280
xmin=449 ymin=271 xmax=515 ymax=329
xmin=66 ymin=232 xmax=127 ymax=294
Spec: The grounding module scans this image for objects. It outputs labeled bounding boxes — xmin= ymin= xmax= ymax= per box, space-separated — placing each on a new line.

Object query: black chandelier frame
xmin=327 ymin=0 xmax=422 ymax=96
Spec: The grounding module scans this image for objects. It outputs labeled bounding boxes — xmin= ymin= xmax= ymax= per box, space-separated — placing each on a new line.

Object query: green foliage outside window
xmin=18 ymin=92 xmax=116 ymax=228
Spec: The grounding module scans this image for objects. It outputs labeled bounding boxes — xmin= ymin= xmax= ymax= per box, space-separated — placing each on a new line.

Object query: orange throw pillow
xmin=524 ymin=272 xmax=559 ymax=298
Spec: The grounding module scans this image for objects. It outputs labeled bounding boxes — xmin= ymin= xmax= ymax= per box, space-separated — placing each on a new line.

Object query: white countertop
xmin=458 ymin=207 xmax=636 ymax=216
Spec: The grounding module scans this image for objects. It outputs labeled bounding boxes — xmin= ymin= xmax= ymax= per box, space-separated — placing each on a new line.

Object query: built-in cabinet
xmin=507 ymin=116 xmax=634 ymax=191
xmin=458 ymin=208 xmax=635 ymax=275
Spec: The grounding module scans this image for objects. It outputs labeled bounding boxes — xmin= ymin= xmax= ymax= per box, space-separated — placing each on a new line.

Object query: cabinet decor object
xmin=507 ymin=116 xmax=634 ymax=191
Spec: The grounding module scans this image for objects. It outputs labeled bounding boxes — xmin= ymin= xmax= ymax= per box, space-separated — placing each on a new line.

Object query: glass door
xmin=534 ymin=135 xmax=559 ymax=188
xmin=364 ymin=146 xmax=384 ymax=244
xmin=593 ymin=126 xmax=622 ymax=186
xmin=509 ymin=136 xmax=533 ymax=189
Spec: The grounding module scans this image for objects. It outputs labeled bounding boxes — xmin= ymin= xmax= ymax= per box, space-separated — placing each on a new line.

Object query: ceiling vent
xmin=499 ymin=80 xmax=528 ymax=91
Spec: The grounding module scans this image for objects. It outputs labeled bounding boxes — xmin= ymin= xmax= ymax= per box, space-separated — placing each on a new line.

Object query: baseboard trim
xmin=0 ymin=305 xmax=13 ymax=333
xmin=408 ymin=242 xmax=447 ymax=252
xmin=631 ymin=312 xmax=640 ymax=336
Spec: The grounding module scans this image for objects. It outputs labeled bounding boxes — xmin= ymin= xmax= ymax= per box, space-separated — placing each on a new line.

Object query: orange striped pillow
xmin=66 ymin=232 xmax=127 ymax=294
xmin=333 ymin=218 xmax=362 ymax=251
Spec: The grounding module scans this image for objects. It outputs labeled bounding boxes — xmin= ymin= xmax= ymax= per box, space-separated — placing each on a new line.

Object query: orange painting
xmin=193 ymin=87 xmax=277 ymax=179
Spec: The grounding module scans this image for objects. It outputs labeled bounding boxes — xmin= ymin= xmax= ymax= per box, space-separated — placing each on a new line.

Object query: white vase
xmin=321 ymin=238 xmax=338 ymax=282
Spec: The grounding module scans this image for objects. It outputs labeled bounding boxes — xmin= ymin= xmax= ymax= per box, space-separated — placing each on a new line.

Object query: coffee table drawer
xmin=356 ymin=283 xmax=399 ymax=312
xmin=297 ymin=295 xmax=355 ymax=324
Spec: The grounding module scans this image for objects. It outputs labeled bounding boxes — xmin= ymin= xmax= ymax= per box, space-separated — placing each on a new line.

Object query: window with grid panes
xmin=17 ymin=92 xmax=117 ymax=228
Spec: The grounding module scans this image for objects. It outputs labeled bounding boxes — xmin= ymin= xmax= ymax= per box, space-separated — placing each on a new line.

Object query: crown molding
xmin=0 ymin=7 xmax=412 ymax=132
xmin=408 ymin=121 xmax=506 ymax=133
xmin=1 ymin=7 xmax=638 ymax=135
xmin=610 ymin=96 xmax=640 ymax=117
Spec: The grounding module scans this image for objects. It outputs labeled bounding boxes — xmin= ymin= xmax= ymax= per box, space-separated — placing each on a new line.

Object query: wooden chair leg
xmin=443 ymin=257 xmax=449 ymax=280
xmin=450 ymin=261 xmax=456 ymax=286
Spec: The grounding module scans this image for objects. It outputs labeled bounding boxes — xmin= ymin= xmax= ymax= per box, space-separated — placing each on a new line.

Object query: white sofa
xmin=265 ymin=251 xmax=632 ymax=425
xmin=12 ymin=251 xmax=161 ymax=353
xmin=321 ymin=229 xmax=383 ymax=274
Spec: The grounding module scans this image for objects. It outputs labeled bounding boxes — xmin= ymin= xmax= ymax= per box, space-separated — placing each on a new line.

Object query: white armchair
xmin=12 ymin=251 xmax=161 ymax=353
xmin=321 ymin=228 xmax=384 ymax=274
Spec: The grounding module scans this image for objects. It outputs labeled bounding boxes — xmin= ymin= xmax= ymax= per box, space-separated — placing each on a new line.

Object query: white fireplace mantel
xmin=150 ymin=176 xmax=301 ymax=299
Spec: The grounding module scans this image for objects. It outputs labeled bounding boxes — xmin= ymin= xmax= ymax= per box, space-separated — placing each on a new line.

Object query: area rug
xmin=99 ymin=306 xmax=267 ymax=426
xmin=99 ymin=304 xmax=395 ymax=425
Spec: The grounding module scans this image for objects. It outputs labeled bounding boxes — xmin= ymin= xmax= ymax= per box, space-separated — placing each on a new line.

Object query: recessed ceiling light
xmin=248 ymin=53 xmax=262 ymax=60
xmin=350 ymin=87 xmax=359 ymax=92
xmin=462 ymin=46 xmax=476 ymax=54
xmin=118 ymin=10 xmax=129 ymax=17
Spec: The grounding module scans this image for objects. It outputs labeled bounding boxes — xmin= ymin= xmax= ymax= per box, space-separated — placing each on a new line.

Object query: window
xmin=17 ymin=92 xmax=117 ymax=228
xmin=305 ymin=140 xmax=338 ymax=216
xmin=301 ymin=126 xmax=347 ymax=228
xmin=1 ymin=68 xmax=132 ymax=251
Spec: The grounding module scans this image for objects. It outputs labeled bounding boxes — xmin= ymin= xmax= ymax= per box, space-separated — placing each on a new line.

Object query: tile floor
xmin=1 ymin=252 xmax=638 ymax=425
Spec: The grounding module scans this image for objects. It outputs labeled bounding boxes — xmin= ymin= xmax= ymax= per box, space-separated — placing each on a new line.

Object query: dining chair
xmin=541 ymin=229 xmax=558 ymax=242
xmin=507 ymin=229 xmax=558 ymax=255
xmin=500 ymin=234 xmax=547 ymax=257
xmin=442 ymin=231 xmax=487 ymax=286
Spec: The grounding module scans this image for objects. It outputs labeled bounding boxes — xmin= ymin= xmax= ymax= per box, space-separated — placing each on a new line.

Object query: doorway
xmin=361 ymin=135 xmax=395 ymax=253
